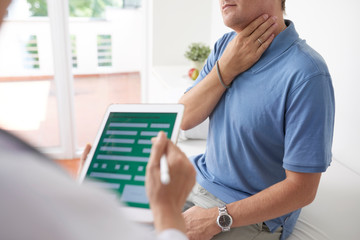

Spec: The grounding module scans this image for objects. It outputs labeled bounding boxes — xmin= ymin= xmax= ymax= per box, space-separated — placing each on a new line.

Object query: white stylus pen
xmin=160 ymin=155 xmax=170 ymax=185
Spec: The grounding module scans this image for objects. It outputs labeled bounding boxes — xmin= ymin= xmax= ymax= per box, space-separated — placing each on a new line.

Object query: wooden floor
xmin=1 ymin=72 xmax=141 ymax=148
xmin=2 ymin=73 xmax=141 ymax=175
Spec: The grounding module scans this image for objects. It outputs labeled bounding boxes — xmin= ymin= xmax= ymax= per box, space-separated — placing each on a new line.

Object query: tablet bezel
xmin=78 ymin=103 xmax=184 ymax=222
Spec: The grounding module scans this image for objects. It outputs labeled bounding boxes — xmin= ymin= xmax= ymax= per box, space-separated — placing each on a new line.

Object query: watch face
xmin=218 ymin=215 xmax=232 ymax=227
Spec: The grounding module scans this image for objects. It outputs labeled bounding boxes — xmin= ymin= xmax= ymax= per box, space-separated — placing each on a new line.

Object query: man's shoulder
xmin=286 ymin=39 xmax=330 ymax=77
xmin=210 ymin=31 xmax=236 ymax=60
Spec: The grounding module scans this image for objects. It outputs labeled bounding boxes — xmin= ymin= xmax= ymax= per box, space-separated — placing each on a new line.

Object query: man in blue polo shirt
xmin=179 ymin=0 xmax=335 ymax=239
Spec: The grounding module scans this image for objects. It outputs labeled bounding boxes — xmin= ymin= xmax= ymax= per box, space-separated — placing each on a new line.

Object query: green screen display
xmin=86 ymin=112 xmax=177 ymax=209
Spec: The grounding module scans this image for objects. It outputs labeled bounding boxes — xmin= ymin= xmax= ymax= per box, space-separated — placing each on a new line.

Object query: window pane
xmin=68 ymin=1 xmax=143 ymax=148
xmin=0 ymin=1 xmax=60 ymax=148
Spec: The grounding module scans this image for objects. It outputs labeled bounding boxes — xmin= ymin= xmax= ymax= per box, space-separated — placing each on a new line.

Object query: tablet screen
xmin=84 ymin=111 xmax=178 ymax=209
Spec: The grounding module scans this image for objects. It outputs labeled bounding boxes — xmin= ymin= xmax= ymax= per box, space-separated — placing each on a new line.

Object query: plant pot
xmin=192 ymin=61 xmax=205 ymax=71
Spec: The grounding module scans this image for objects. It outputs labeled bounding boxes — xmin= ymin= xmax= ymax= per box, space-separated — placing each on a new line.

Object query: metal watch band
xmin=219 ymin=206 xmax=227 ymax=214
xmin=217 ymin=205 xmax=233 ymax=232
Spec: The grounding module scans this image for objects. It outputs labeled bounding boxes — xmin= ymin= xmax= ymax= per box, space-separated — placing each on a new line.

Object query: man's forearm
xmin=193 ymin=171 xmax=322 ymax=237
xmin=179 ymin=67 xmax=227 ymax=130
xmin=229 ymin=172 xmax=321 ymax=227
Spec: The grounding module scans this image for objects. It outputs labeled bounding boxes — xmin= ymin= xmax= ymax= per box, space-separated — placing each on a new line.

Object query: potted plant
xmin=184 ymin=42 xmax=211 ymax=71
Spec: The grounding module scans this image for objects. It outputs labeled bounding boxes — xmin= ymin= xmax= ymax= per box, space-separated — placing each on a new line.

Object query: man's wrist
xmin=215 ymin=60 xmax=235 ymax=87
xmin=216 ymin=61 xmax=232 ymax=89
xmin=208 ymin=207 xmax=222 ymax=236
xmin=216 ymin=205 xmax=233 ymax=232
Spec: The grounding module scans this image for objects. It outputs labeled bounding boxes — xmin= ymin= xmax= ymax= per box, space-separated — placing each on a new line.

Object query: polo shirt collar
xmin=249 ymin=20 xmax=299 ymax=73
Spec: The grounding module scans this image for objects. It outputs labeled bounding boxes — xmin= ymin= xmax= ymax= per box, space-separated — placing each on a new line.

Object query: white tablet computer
xmin=78 ymin=104 xmax=184 ymax=222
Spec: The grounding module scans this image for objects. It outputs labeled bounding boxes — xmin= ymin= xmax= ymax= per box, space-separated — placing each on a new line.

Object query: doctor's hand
xmin=77 ymin=144 xmax=91 ymax=176
xmin=217 ymin=14 xmax=278 ymax=86
xmin=146 ymin=131 xmax=196 ymax=234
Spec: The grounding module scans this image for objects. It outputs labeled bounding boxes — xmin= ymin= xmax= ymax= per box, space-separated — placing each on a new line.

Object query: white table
xmin=148 ymin=65 xmax=195 ymax=104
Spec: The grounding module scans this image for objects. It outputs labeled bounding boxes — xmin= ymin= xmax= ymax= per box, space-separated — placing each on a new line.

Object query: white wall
xmin=0 ymin=20 xmax=53 ymax=77
xmin=210 ymin=0 xmax=231 ymax=46
xmin=152 ymin=0 xmax=212 ymax=66
xmin=69 ymin=10 xmax=144 ymax=75
xmin=285 ymin=0 xmax=360 ymax=174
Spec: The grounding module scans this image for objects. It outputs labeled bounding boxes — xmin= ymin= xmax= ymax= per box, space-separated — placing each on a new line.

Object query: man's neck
xmin=274 ymin=15 xmax=287 ymax=36
xmin=235 ymin=14 xmax=286 ymax=37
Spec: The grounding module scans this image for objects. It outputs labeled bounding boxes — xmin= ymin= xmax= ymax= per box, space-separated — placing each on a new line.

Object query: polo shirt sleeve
xmin=184 ymin=47 xmax=216 ymax=93
xmin=283 ymin=74 xmax=335 ymax=173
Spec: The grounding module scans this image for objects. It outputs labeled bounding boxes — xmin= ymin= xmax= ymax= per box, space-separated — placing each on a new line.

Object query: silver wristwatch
xmin=216 ymin=205 xmax=233 ymax=232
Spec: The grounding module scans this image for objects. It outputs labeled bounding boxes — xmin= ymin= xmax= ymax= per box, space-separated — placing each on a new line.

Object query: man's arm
xmin=179 ymin=14 xmax=278 ymax=130
xmin=183 ymin=170 xmax=321 ymax=239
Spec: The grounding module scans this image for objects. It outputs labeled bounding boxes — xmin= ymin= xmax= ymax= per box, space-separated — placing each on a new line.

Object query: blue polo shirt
xmin=187 ymin=20 xmax=335 ymax=239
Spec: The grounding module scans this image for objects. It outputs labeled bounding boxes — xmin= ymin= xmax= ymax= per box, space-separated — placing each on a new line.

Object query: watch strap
xmin=217 ymin=205 xmax=233 ymax=232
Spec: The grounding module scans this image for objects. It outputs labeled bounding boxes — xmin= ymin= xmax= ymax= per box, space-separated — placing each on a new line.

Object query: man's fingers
xmin=148 ymin=131 xmax=167 ymax=169
xmin=257 ymin=33 xmax=275 ymax=54
xmin=78 ymin=144 xmax=91 ymax=174
xmin=241 ymin=14 xmax=269 ymax=37
xmin=251 ymin=16 xmax=277 ymax=43
xmin=80 ymin=144 xmax=91 ymax=164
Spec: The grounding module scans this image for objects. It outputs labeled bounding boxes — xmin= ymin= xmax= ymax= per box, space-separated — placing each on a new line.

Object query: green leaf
xmin=184 ymin=42 xmax=211 ymax=62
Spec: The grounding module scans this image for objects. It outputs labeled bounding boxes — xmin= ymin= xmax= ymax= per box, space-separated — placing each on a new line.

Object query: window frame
xmin=40 ymin=0 xmax=150 ymax=159
xmin=43 ymin=0 xmax=76 ymax=159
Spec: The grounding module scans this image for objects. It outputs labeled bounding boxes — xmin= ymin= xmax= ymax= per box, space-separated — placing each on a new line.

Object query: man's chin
xmin=223 ymin=19 xmax=248 ymax=32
